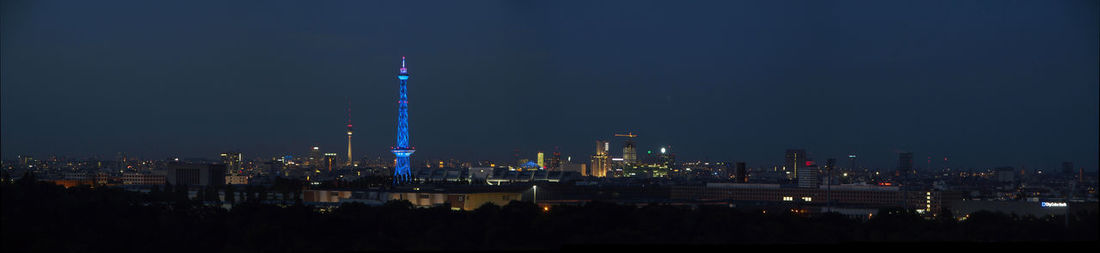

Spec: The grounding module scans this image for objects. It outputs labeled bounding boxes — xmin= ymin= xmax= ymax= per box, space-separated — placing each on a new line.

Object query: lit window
xmin=782 ymin=196 xmax=793 ymax=201
xmin=802 ymin=197 xmax=812 ymax=202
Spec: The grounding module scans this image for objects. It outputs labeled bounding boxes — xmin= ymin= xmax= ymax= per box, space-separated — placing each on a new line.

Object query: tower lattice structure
xmin=391 ymin=57 xmax=415 ymax=183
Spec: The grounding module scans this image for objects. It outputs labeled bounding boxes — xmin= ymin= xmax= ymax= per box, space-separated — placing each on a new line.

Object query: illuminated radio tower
xmin=345 ymin=100 xmax=353 ymax=166
xmin=391 ymin=56 xmax=415 ymax=183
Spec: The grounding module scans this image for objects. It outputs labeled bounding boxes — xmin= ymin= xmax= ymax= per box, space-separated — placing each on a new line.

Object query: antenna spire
xmin=399 ymin=56 xmax=408 ymax=74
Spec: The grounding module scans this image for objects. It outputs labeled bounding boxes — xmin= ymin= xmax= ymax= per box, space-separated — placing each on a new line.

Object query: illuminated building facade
xmin=324 ymin=153 xmax=338 ymax=172
xmin=391 ymin=57 xmax=415 ymax=183
xmin=622 ymin=139 xmax=637 ymax=164
xmin=537 ymin=152 xmax=545 ymax=169
xmin=122 ymin=173 xmax=166 ymax=185
xmin=590 ymin=140 xmax=610 ymax=177
xmin=220 ymin=152 xmax=243 ymax=172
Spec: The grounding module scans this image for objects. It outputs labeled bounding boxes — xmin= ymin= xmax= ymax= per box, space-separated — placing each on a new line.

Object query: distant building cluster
xmin=2 ymin=59 xmax=1096 ymax=221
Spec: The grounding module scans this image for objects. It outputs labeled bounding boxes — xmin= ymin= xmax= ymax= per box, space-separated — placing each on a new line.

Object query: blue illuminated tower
xmin=391 ymin=57 xmax=415 ymax=183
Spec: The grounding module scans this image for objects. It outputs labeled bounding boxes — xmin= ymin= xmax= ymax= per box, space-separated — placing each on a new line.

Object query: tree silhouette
xmin=2 ymin=178 xmax=1096 ymax=252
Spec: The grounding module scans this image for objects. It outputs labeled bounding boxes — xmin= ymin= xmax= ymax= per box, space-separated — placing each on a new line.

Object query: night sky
xmin=2 ymin=0 xmax=1097 ymax=170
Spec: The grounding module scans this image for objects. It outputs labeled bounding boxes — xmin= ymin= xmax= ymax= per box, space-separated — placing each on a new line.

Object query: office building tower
xmin=614 ymin=132 xmax=638 ymax=164
xmin=848 ymin=154 xmax=857 ymax=170
xmin=308 ymin=146 xmax=322 ymax=167
xmin=220 ymin=152 xmax=243 ymax=172
xmin=736 ymin=162 xmax=747 ymax=183
xmin=391 ymin=57 xmax=416 ymax=183
xmin=324 ymin=153 xmax=338 ymax=172
xmin=897 ymin=152 xmax=914 ymax=176
xmin=623 ymin=140 xmax=637 ymax=163
xmin=550 ymin=151 xmax=562 ymax=171
xmin=590 ymin=140 xmax=610 ymax=177
xmin=797 ymin=165 xmax=819 ymax=188
xmin=537 ymin=152 xmax=545 ymax=169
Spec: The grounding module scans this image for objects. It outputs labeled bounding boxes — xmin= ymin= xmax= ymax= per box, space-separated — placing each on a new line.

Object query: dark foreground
xmin=2 ymin=177 xmax=1096 ymax=252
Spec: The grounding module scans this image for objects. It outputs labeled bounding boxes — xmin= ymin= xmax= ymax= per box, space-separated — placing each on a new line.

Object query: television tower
xmin=345 ymin=100 xmax=353 ymax=166
xmin=391 ymin=56 xmax=415 ymax=183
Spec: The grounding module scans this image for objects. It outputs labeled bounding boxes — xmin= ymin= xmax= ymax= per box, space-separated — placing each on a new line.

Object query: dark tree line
xmin=2 ymin=173 xmax=1096 ymax=252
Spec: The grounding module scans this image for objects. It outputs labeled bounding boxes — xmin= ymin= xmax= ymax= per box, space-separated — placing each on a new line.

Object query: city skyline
xmin=3 ymin=1 xmax=1097 ymax=250
xmin=2 ymin=0 xmax=1098 ymax=171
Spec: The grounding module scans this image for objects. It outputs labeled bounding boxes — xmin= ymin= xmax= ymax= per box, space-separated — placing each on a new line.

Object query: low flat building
xmin=949 ymin=200 xmax=1098 ymax=219
xmin=671 ymin=183 xmax=961 ymax=213
xmin=166 ymin=163 xmax=226 ymax=186
xmin=122 ymin=173 xmax=166 ymax=185
xmin=302 ymin=186 xmax=527 ymax=211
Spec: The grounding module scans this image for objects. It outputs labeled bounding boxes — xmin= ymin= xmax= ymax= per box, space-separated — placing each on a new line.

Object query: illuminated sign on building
xmin=1041 ymin=202 xmax=1067 ymax=207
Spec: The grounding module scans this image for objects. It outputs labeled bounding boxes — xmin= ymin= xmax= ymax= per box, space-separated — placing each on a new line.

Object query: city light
xmin=1041 ymin=202 xmax=1067 ymax=207
xmin=3 ymin=2 xmax=1096 ymax=249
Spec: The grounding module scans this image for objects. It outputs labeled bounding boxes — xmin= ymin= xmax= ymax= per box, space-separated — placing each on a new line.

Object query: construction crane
xmin=614 ymin=132 xmax=638 ymax=164
xmin=614 ymin=132 xmax=637 ymax=138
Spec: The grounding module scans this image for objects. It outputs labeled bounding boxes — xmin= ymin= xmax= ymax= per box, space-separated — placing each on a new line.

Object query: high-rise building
xmin=623 ymin=140 xmax=636 ymax=164
xmin=797 ymin=165 xmax=819 ymax=188
xmin=537 ymin=152 xmax=545 ymax=169
xmin=391 ymin=57 xmax=416 ymax=183
xmin=735 ymin=162 xmax=748 ymax=183
xmin=17 ymin=155 xmax=34 ymax=167
xmin=308 ymin=146 xmax=322 ymax=167
xmin=220 ymin=152 xmax=243 ymax=172
xmin=550 ymin=150 xmax=562 ymax=171
xmin=897 ymin=152 xmax=914 ymax=176
xmin=590 ymin=140 xmax=610 ymax=177
xmin=848 ymin=154 xmax=857 ymax=170
xmin=615 ymin=132 xmax=638 ymax=164
xmin=324 ymin=153 xmax=338 ymax=172
xmin=785 ymin=149 xmax=806 ymax=178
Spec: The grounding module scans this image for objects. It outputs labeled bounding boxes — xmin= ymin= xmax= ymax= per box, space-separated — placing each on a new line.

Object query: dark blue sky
xmin=2 ymin=0 xmax=1097 ymax=170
